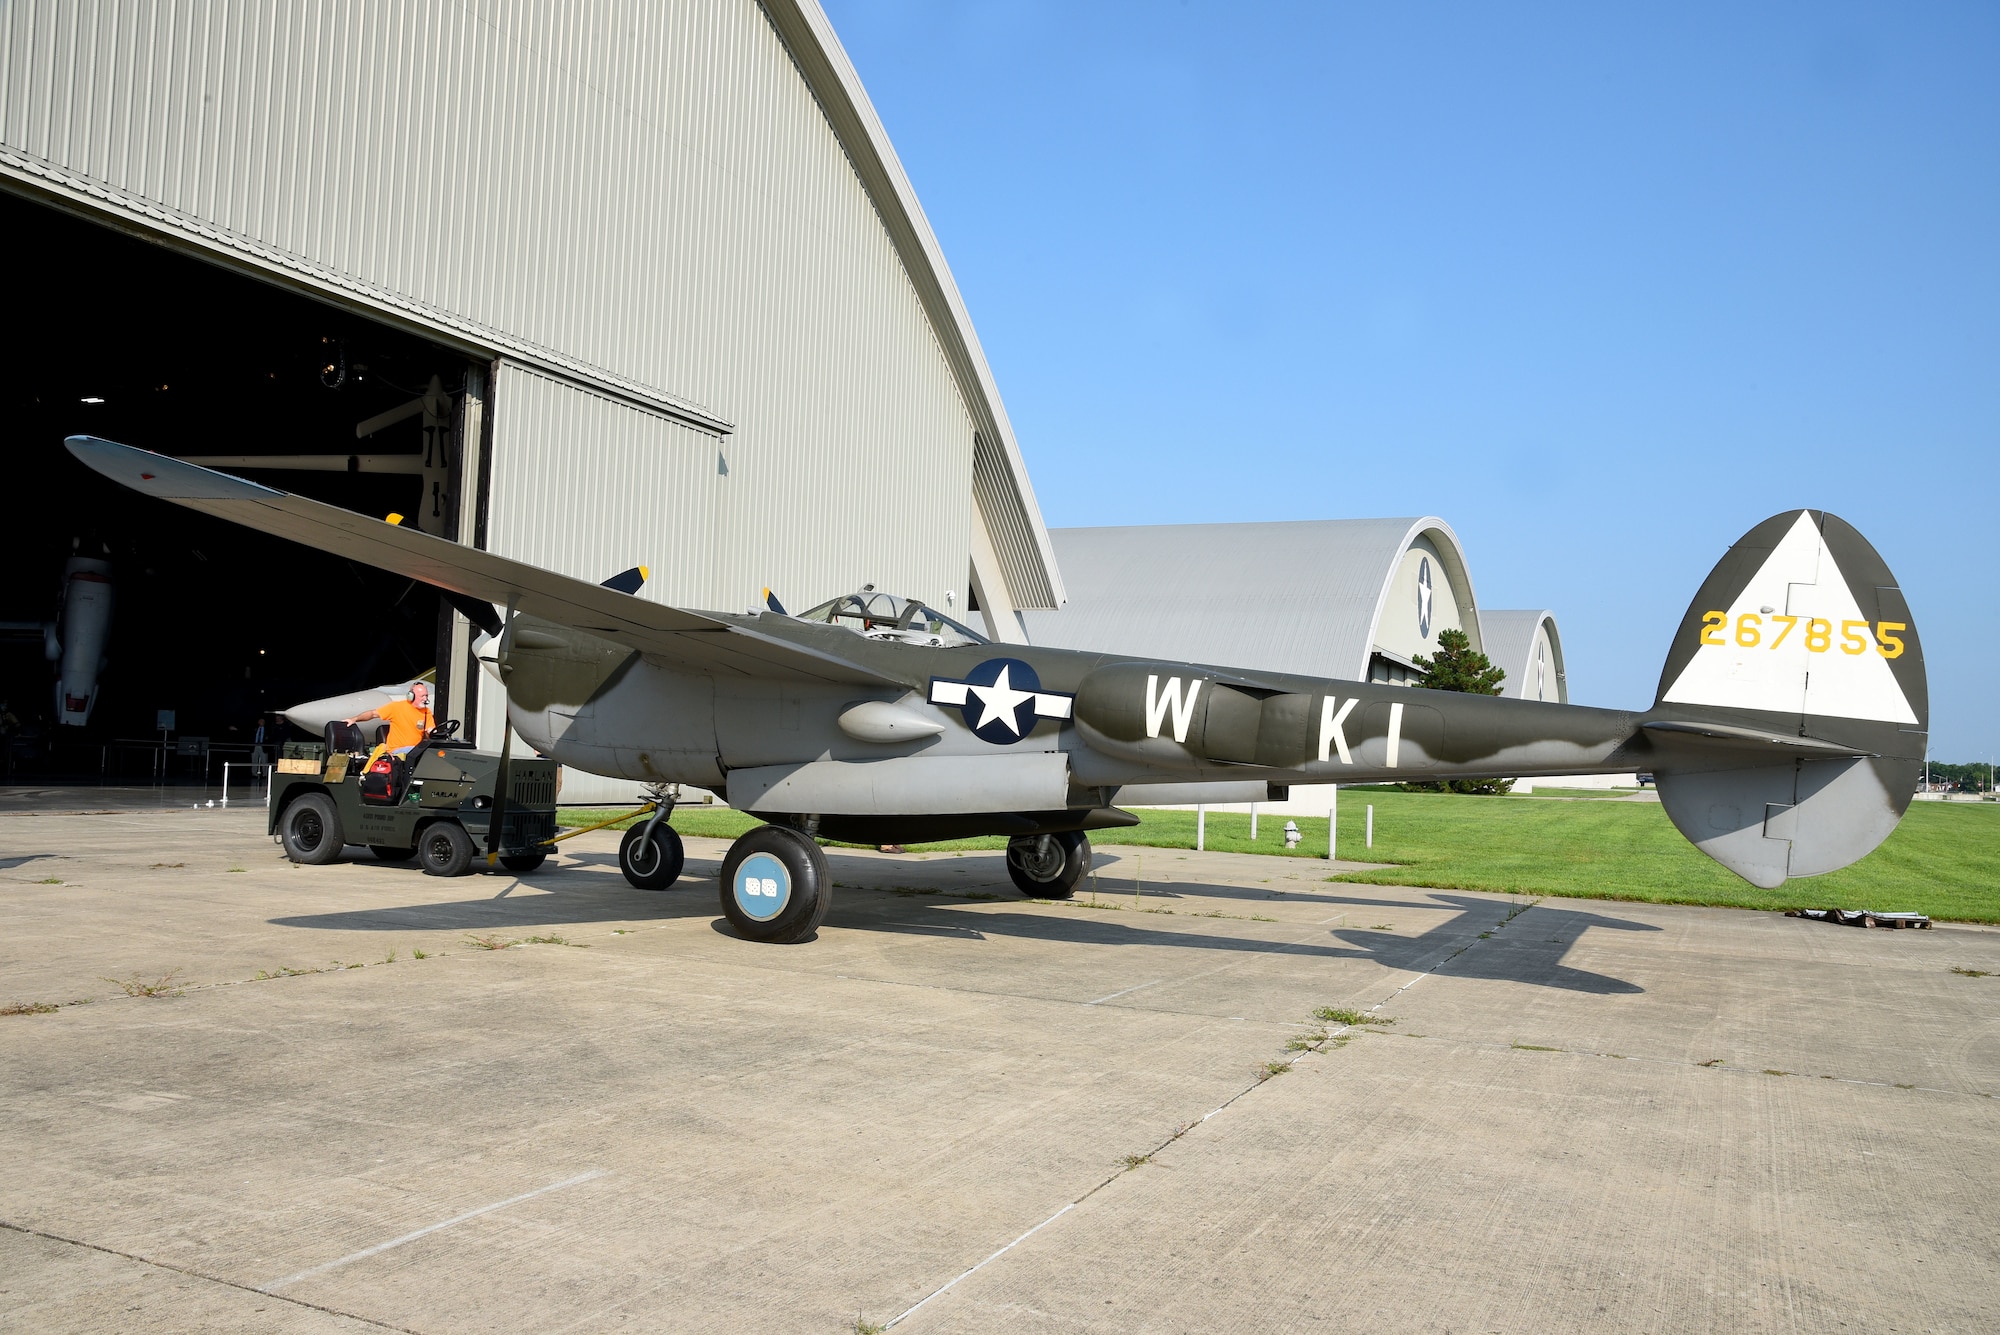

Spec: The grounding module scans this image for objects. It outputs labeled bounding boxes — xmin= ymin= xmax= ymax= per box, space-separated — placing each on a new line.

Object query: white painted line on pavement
xmin=886 ymin=1203 xmax=1076 ymax=1328
xmin=1084 ymin=979 xmax=1164 ymax=1005
xmin=259 ymin=1169 xmax=608 ymax=1292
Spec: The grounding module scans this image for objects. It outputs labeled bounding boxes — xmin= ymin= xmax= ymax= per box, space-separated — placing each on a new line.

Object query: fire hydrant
xmin=1282 ymin=820 xmax=1301 ymax=850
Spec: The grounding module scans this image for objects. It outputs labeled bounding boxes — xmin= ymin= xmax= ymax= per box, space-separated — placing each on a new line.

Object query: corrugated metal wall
xmin=0 ymin=0 xmax=977 ymax=618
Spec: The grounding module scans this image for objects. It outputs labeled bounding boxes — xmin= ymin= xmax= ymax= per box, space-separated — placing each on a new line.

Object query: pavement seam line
xmin=877 ymin=903 xmax=1538 ymax=1327
xmin=0 ymin=1219 xmax=420 ymax=1333
xmin=258 ymin=1169 xmax=609 ymax=1292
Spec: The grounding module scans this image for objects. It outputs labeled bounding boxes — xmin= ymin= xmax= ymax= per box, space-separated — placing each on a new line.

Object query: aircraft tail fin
xmin=1645 ymin=511 xmax=1926 ymax=888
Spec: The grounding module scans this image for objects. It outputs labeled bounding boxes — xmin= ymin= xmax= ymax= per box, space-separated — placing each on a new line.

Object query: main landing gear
xmin=718 ymin=824 xmax=831 ymax=944
xmin=1006 ymin=831 xmax=1091 ymax=899
xmin=611 ymin=795 xmax=828 ymax=943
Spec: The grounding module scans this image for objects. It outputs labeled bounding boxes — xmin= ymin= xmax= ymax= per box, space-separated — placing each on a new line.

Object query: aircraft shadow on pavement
xmin=838 ymin=887 xmax=1657 ymax=995
xmin=266 ymin=851 xmax=723 ymax=932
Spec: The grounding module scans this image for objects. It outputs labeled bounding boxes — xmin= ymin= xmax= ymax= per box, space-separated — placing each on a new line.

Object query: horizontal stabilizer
xmin=1641 ymin=720 xmax=1874 ymax=757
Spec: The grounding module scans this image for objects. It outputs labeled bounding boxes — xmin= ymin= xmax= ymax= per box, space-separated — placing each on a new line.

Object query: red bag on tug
xmin=359 ymin=753 xmax=406 ymax=805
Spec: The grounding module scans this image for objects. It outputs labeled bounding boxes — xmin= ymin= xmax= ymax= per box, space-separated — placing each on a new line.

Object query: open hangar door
xmin=0 ymin=190 xmax=486 ymax=780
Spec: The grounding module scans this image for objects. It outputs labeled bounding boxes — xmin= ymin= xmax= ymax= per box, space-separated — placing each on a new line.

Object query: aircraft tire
xmin=370 ymin=844 xmax=415 ymax=863
xmin=619 ymin=822 xmax=685 ymax=891
xmin=418 ymin=820 xmax=476 ymax=877
xmin=718 ymin=825 xmax=830 ymax=943
xmin=281 ymin=793 xmax=345 ymax=866
xmin=1006 ymin=831 xmax=1090 ymax=899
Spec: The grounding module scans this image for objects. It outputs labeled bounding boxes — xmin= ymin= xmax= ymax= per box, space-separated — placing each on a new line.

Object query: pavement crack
xmin=0 ymin=1219 xmax=420 ymax=1332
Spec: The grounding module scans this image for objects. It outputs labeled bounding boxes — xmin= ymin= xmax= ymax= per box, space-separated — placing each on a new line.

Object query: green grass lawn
xmin=560 ymin=792 xmax=2000 ymax=922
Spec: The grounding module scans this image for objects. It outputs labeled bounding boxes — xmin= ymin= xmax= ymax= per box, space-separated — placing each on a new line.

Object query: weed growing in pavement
xmin=103 ymin=971 xmax=183 ymax=998
xmin=412 ymin=948 xmax=430 ymax=959
xmin=1121 ymin=1153 xmax=1151 ymax=1170
xmin=1950 ymin=966 xmax=1991 ymax=977
xmin=2 ymin=1001 xmax=59 ymax=1016
xmin=466 ymin=934 xmax=515 ymax=951
xmin=519 ymin=934 xmax=588 ymax=948
xmin=34 ymin=877 xmax=62 ymax=885
xmin=226 ymin=866 xmax=247 ymax=873
xmin=1512 ymin=1043 xmax=1560 ymax=1052
xmin=1698 ymin=1058 xmax=1724 ymax=1067
xmin=960 ymin=892 xmax=1002 ymax=901
xmin=150 ymin=862 xmax=185 ymax=869
xmin=1255 ymin=1060 xmax=1290 ymax=1081
xmin=382 ymin=950 xmax=398 ymax=964
xmin=1762 ymin=1069 xmax=1789 ymax=1076
xmin=1368 ymin=923 xmax=1393 ymax=931
xmin=852 ymin=1318 xmax=886 ymax=1335
xmin=1312 ymin=1007 xmax=1392 ymax=1027
xmin=889 ymin=887 xmax=938 ymax=897
xmin=252 ymin=966 xmax=321 ymax=980
xmin=610 ymin=929 xmax=631 ymax=936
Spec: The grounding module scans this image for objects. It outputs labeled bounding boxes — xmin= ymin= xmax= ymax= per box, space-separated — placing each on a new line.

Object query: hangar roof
xmin=1020 ymin=518 xmax=1481 ymax=682
xmin=745 ymin=2 xmax=1064 ymax=611
xmin=1478 ymin=609 xmax=1569 ymax=704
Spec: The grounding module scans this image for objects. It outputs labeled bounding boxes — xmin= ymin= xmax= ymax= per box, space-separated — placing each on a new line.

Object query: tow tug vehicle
xmin=271 ymin=722 xmax=564 ymax=876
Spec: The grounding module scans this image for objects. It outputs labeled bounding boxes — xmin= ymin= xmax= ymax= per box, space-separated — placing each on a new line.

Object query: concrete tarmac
xmin=0 ymin=802 xmax=1994 ymax=1333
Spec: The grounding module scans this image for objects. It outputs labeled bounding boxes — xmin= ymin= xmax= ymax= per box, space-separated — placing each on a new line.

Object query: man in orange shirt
xmin=347 ymin=681 xmax=435 ymax=752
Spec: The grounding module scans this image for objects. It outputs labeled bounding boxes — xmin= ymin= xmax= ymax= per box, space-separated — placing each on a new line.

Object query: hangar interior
xmin=0 ymin=191 xmax=482 ymax=775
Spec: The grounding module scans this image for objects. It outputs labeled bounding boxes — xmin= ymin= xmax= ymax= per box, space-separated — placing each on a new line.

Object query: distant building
xmin=1476 ymin=609 xmax=1568 ymax=704
xmin=1023 ymin=517 xmax=1497 ymax=686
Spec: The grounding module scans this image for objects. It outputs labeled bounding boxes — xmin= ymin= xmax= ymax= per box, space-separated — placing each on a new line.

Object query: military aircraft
xmin=67 ymin=436 xmax=1927 ymax=944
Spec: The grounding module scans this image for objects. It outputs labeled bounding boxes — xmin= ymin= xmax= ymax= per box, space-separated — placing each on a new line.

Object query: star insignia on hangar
xmin=1417 ymin=555 xmax=1434 ymax=639
xmin=928 ymin=658 xmax=1074 ymax=745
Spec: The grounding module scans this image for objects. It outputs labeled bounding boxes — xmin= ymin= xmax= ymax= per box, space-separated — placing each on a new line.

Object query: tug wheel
xmin=500 ymin=851 xmax=548 ymax=873
xmin=281 ymin=793 xmax=345 ymax=866
xmin=418 ymin=821 xmax=476 ymax=877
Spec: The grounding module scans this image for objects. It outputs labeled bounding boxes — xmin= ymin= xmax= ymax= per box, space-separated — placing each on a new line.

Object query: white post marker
xmin=1328 ymin=785 xmax=1338 ymax=861
xmin=1250 ymin=802 xmax=1258 ymax=841
xmin=1196 ymin=803 xmax=1206 ymax=852
xmin=1366 ymin=804 xmax=1374 ymax=850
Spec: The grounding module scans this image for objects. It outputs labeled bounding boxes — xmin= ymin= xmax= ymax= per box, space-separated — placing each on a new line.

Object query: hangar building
xmin=0 ymin=1 xmax=1060 ymax=788
xmin=1477 ymin=609 xmax=1568 ymax=705
xmin=1025 ymin=518 xmax=1488 ymax=686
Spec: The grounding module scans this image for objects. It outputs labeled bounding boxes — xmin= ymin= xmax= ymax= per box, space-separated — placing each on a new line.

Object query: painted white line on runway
xmin=1084 ymin=979 xmax=1165 ymax=1005
xmin=886 ymin=1203 xmax=1076 ymax=1328
xmin=258 ymin=1169 xmax=608 ymax=1292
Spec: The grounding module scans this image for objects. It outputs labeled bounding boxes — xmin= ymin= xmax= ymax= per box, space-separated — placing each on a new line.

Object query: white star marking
xmin=966 ymin=663 xmax=1034 ymax=735
xmin=1417 ymin=561 xmax=1434 ymax=634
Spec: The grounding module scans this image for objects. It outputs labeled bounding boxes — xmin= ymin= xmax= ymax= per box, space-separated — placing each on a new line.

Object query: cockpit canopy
xmin=795 ymin=589 xmax=988 ymax=648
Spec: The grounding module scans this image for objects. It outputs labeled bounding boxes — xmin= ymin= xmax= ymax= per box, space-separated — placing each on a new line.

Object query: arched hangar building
xmin=1024 ymin=519 xmax=1567 ymax=705
xmin=0 ymin=1 xmax=1060 ymax=788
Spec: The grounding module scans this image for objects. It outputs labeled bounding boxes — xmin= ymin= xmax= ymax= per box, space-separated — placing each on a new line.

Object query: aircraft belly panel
xmin=729 ymin=753 xmax=1072 ymax=816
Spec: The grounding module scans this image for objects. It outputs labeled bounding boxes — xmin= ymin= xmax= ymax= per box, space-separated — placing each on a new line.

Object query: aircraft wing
xmin=67 ymin=437 xmax=898 ymax=686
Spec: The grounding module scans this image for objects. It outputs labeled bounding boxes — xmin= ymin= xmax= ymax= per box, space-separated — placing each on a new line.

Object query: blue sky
xmin=822 ymin=0 xmax=1998 ymax=760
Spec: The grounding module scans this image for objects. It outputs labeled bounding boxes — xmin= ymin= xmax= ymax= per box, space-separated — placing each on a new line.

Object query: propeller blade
xmin=485 ymin=594 xmax=519 ymax=866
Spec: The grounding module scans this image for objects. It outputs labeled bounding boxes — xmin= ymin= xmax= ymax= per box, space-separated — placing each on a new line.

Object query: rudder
xmin=1647 ymin=511 xmax=1926 ymax=887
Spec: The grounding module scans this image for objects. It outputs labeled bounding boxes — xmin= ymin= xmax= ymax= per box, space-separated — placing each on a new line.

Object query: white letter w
xmin=1145 ymin=675 xmax=1202 ymax=743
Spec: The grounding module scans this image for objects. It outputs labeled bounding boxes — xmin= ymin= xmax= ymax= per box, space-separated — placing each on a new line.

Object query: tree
xmin=1412 ymin=628 xmax=1507 ymax=695
xmin=1403 ymin=628 xmax=1512 ymax=795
